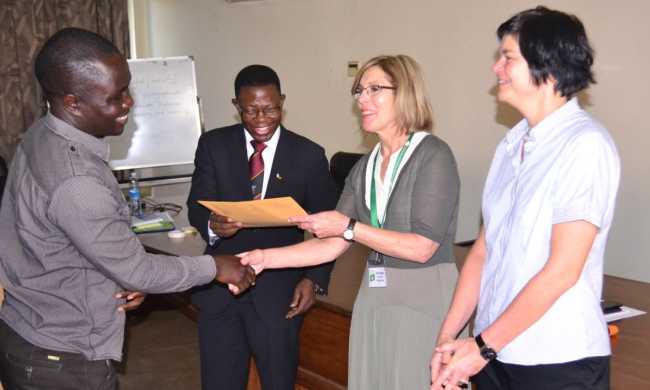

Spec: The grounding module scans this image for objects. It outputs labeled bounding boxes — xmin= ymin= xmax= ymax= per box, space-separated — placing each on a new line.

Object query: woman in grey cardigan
xmin=240 ymin=55 xmax=463 ymax=389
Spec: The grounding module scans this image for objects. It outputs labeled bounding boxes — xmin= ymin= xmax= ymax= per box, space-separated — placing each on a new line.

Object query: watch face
xmin=480 ymin=346 xmax=497 ymax=361
xmin=343 ymin=229 xmax=354 ymax=240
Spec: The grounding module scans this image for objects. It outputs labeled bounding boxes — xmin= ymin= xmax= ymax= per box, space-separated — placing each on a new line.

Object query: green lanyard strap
xmin=370 ymin=133 xmax=414 ymax=229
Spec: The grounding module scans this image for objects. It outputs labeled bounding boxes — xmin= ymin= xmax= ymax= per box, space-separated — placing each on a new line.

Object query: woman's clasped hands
xmin=430 ymin=336 xmax=487 ymax=390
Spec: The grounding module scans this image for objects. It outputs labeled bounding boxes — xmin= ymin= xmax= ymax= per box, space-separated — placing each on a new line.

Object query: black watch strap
xmin=347 ymin=218 xmax=357 ymax=231
xmin=475 ymin=333 xmax=487 ymax=348
xmin=475 ymin=333 xmax=498 ymax=362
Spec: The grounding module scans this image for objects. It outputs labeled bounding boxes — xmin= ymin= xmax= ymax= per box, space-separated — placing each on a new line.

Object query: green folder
xmin=132 ymin=221 xmax=175 ymax=234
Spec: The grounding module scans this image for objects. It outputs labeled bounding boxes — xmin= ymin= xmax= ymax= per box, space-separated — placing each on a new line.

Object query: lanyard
xmin=370 ymin=133 xmax=414 ymax=229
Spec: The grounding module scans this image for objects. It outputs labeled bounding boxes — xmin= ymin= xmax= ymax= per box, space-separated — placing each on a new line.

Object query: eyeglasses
xmin=237 ymin=105 xmax=282 ymax=119
xmin=353 ymin=85 xmax=397 ymax=99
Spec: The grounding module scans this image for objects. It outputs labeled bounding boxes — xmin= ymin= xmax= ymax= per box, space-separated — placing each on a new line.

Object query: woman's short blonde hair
xmin=351 ymin=55 xmax=434 ymax=134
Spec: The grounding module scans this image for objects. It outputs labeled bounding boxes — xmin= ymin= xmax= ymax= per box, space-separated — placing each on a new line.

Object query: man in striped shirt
xmin=0 ymin=28 xmax=255 ymax=390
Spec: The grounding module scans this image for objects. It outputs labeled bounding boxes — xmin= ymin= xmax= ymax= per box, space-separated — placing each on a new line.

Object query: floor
xmin=116 ymin=296 xmax=201 ymax=390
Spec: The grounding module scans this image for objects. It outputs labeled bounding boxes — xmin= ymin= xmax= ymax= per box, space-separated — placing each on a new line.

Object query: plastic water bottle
xmin=129 ymin=172 xmax=142 ymax=215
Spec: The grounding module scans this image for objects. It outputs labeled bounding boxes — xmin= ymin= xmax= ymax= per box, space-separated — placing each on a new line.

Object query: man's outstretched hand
xmin=212 ymin=254 xmax=256 ymax=294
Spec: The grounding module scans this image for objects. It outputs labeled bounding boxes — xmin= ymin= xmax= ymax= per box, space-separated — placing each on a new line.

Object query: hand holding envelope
xmin=201 ymin=197 xmax=306 ymax=294
xmin=199 ymin=197 xmax=307 ymax=228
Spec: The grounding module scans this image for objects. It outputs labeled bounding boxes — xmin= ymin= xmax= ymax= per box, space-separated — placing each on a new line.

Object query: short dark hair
xmin=35 ymin=27 xmax=121 ymax=100
xmin=497 ymin=6 xmax=595 ymax=97
xmin=234 ymin=65 xmax=281 ymax=98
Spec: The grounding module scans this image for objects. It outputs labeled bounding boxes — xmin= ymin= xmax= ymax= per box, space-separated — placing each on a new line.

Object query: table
xmin=601 ymin=276 xmax=650 ymax=388
xmin=138 ymin=203 xmax=650 ymax=389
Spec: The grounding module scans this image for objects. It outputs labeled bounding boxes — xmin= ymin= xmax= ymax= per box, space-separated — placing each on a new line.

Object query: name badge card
xmin=368 ymin=266 xmax=387 ymax=288
xmin=368 ymin=251 xmax=387 ymax=288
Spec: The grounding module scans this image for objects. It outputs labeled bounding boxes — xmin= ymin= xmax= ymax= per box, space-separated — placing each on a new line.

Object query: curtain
xmin=0 ymin=0 xmax=130 ymax=167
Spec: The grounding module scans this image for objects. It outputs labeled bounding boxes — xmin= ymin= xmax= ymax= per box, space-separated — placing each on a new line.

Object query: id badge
xmin=368 ymin=251 xmax=387 ymax=288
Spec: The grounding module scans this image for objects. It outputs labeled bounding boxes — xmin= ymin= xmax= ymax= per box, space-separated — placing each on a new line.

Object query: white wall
xmin=133 ymin=0 xmax=650 ymax=282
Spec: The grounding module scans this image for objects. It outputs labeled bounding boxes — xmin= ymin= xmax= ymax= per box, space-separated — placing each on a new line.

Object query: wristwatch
xmin=343 ymin=218 xmax=356 ymax=241
xmin=475 ymin=333 xmax=498 ymax=362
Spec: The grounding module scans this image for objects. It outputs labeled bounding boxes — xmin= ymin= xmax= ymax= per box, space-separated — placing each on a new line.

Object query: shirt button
xmin=70 ymin=146 xmax=76 ymax=152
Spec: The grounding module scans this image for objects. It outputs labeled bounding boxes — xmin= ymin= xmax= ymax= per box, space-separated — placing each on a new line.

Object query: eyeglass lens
xmin=353 ymin=85 xmax=394 ymax=99
xmin=240 ymin=106 xmax=281 ymax=118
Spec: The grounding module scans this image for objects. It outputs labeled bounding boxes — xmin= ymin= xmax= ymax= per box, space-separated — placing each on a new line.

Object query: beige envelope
xmin=199 ymin=197 xmax=307 ymax=227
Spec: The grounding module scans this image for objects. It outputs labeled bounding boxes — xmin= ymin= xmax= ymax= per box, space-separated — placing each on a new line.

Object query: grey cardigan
xmin=336 ymin=134 xmax=460 ymax=269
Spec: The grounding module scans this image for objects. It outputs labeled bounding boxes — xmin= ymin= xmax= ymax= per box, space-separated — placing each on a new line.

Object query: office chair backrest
xmin=0 ymin=155 xmax=8 ymax=207
xmin=329 ymin=151 xmax=364 ymax=197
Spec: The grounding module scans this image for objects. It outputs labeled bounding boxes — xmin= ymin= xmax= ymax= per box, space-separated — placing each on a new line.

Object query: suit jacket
xmin=187 ymin=124 xmax=338 ymax=328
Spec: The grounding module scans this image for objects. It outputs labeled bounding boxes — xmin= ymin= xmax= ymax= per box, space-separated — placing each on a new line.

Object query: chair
xmin=0 ymin=156 xmax=6 ymax=312
xmin=0 ymin=155 xmax=7 ymax=208
xmin=329 ymin=151 xmax=364 ymax=197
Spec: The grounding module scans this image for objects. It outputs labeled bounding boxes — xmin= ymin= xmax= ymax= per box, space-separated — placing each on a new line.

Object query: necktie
xmin=249 ymin=140 xmax=267 ymax=200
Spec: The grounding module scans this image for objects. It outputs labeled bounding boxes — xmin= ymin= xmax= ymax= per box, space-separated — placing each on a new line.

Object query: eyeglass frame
xmin=353 ymin=84 xmax=397 ymax=99
xmin=233 ymin=100 xmax=283 ymax=119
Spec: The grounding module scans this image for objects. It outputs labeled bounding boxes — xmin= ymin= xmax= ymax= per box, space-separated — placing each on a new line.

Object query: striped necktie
xmin=249 ymin=140 xmax=267 ymax=200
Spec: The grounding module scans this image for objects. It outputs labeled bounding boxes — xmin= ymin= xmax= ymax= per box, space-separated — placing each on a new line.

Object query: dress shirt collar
xmin=505 ymin=97 xmax=581 ymax=156
xmin=44 ymin=111 xmax=111 ymax=163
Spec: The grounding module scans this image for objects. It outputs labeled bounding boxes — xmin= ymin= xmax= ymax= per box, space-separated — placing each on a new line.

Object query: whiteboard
xmin=108 ymin=56 xmax=202 ymax=171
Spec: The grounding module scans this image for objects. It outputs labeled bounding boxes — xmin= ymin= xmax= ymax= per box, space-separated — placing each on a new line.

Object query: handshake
xmin=212 ymin=250 xmax=266 ymax=294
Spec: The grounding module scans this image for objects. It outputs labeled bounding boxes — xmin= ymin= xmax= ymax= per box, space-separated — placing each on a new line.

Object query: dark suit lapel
xmin=265 ymin=126 xmax=293 ymax=199
xmin=229 ymin=126 xmax=256 ymax=200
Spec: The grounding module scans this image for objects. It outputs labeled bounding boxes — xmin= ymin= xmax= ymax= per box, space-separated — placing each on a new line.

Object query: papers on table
xmin=132 ymin=213 xmax=165 ymax=227
xmin=131 ymin=212 xmax=175 ymax=234
xmin=199 ymin=197 xmax=307 ymax=228
xmin=604 ymin=306 xmax=646 ymax=323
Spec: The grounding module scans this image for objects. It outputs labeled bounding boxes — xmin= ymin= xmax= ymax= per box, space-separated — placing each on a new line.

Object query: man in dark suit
xmin=187 ymin=65 xmax=339 ymax=390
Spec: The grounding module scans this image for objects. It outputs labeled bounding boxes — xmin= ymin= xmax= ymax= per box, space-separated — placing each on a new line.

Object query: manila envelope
xmin=199 ymin=197 xmax=307 ymax=228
